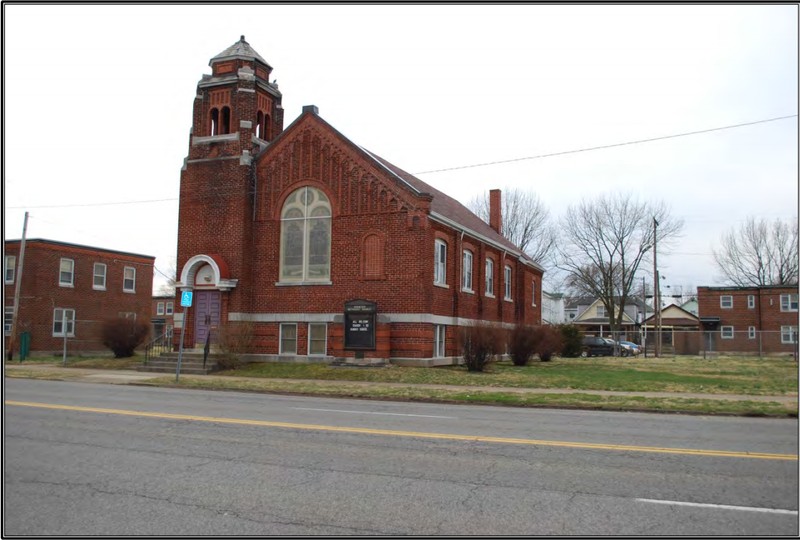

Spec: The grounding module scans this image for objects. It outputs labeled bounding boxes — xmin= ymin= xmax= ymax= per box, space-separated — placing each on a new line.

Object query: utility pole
xmin=7 ymin=212 xmax=29 ymax=362
xmin=653 ymin=217 xmax=660 ymax=358
xmin=642 ymin=275 xmax=647 ymax=358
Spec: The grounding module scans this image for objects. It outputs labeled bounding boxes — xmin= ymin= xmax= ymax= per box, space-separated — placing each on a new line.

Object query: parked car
xmin=618 ymin=340 xmax=641 ymax=357
xmin=581 ymin=336 xmax=615 ymax=357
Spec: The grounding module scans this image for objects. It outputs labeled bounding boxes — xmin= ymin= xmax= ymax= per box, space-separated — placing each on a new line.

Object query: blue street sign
xmin=180 ymin=291 xmax=193 ymax=307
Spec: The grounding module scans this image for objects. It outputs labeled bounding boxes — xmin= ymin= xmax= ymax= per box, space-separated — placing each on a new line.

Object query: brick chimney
xmin=489 ymin=189 xmax=502 ymax=234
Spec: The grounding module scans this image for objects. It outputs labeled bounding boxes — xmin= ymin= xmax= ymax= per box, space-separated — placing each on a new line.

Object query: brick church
xmin=175 ymin=36 xmax=544 ymax=366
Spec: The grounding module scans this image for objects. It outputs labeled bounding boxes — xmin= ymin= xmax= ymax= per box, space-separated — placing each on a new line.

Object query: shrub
xmin=460 ymin=322 xmax=502 ymax=372
xmin=557 ymin=324 xmax=583 ymax=358
xmin=508 ymin=324 xmax=537 ymax=366
xmin=101 ymin=318 xmax=150 ymax=358
xmin=532 ymin=325 xmax=564 ymax=362
xmin=216 ymin=321 xmax=255 ymax=370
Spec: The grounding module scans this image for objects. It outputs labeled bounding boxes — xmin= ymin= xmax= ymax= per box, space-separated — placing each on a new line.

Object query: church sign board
xmin=344 ymin=300 xmax=377 ymax=350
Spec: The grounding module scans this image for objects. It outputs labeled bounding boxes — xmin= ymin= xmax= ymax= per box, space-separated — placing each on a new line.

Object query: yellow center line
xmin=6 ymin=400 xmax=797 ymax=461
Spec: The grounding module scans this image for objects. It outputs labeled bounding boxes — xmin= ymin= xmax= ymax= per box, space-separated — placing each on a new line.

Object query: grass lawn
xmin=220 ymin=355 xmax=798 ymax=396
xmin=8 ymin=354 xmax=796 ymax=396
xmin=5 ymin=354 xmax=797 ymax=416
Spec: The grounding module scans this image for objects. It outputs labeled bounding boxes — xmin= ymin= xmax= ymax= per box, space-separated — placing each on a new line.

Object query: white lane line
xmin=637 ymin=498 xmax=798 ymax=516
xmin=292 ymin=407 xmax=456 ymax=419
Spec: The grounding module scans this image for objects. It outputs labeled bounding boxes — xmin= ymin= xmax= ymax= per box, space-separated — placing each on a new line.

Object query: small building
xmin=542 ymin=291 xmax=566 ymax=325
xmin=697 ymin=285 xmax=798 ymax=356
xmin=4 ymin=239 xmax=155 ymax=358
xmin=642 ymin=304 xmax=701 ymax=355
xmin=151 ymin=294 xmax=176 ymax=339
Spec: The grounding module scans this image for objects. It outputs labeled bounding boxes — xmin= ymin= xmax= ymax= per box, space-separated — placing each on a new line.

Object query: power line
xmin=413 ymin=114 xmax=798 ymax=175
xmin=5 ymin=114 xmax=796 ymax=209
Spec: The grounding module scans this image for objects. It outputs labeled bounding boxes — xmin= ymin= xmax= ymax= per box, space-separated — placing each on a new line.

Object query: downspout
xmin=501 ymin=250 xmax=507 ymax=323
xmin=454 ymin=230 xmax=465 ymax=317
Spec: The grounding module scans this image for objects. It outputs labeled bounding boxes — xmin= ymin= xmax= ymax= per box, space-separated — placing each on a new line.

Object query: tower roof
xmin=210 ymin=35 xmax=271 ymax=68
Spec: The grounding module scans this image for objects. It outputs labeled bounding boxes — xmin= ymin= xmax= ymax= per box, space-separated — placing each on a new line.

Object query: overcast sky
xmin=4 ymin=4 xmax=798 ymax=296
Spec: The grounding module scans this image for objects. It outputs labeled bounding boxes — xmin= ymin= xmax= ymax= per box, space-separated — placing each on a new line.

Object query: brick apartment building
xmin=4 ymin=239 xmax=155 ymax=357
xmin=174 ymin=36 xmax=543 ymax=366
xmin=697 ymin=285 xmax=799 ymax=356
xmin=151 ymin=294 xmax=175 ymax=339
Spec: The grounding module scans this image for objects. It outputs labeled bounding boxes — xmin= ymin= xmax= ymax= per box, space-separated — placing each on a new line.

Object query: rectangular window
xmin=781 ymin=326 xmax=798 ymax=344
xmin=4 ymin=304 xmax=13 ymax=335
xmin=280 ymin=323 xmax=297 ymax=354
xmin=5 ymin=255 xmax=16 ymax=284
xmin=748 ymin=326 xmax=756 ymax=340
xmin=504 ymin=266 xmax=512 ymax=301
xmin=720 ymin=295 xmax=733 ymax=309
xmin=434 ymin=240 xmax=447 ymax=285
xmin=156 ymin=302 xmax=165 ymax=316
xmin=747 ymin=295 xmax=755 ymax=309
xmin=308 ymin=323 xmax=327 ymax=356
xmin=780 ymin=294 xmax=799 ymax=312
xmin=485 ymin=259 xmax=494 ymax=297
xmin=52 ymin=308 xmax=75 ymax=337
xmin=596 ymin=305 xmax=607 ymax=318
xmin=166 ymin=302 xmax=174 ymax=315
xmin=93 ymin=263 xmax=107 ymax=290
xmin=721 ymin=325 xmax=734 ymax=339
xmin=59 ymin=258 xmax=74 ymax=287
xmin=434 ymin=325 xmax=446 ymax=358
xmin=123 ymin=266 xmax=136 ymax=292
xmin=531 ymin=280 xmax=536 ymax=306
xmin=462 ymin=250 xmax=473 ymax=292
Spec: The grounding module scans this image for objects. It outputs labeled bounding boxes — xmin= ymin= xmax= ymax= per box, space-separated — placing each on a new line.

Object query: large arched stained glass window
xmin=280 ymin=187 xmax=331 ymax=282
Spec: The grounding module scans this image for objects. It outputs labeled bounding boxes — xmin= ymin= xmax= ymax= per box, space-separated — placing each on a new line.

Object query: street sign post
xmin=176 ymin=291 xmax=193 ymax=382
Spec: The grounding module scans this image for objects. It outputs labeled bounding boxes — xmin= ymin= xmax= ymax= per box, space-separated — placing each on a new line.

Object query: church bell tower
xmin=176 ymin=36 xmax=284 ymax=346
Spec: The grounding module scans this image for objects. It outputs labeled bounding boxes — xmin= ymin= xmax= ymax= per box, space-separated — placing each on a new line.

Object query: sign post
xmin=176 ymin=290 xmax=193 ymax=382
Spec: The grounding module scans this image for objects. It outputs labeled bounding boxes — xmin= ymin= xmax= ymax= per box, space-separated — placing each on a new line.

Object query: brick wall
xmin=4 ymin=240 xmax=154 ymax=356
xmin=698 ymin=286 xmax=799 ymax=354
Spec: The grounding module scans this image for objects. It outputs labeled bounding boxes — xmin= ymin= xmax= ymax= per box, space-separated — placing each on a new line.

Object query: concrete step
xmin=138 ymin=353 xmax=221 ymax=375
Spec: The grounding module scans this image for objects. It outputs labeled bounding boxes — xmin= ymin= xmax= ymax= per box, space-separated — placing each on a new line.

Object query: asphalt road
xmin=4 ymin=378 xmax=798 ymax=536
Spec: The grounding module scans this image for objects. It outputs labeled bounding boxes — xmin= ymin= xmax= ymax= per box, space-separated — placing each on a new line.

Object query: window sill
xmin=59 ymin=283 xmax=74 ymax=288
xmin=485 ymin=293 xmax=495 ymax=299
xmin=434 ymin=282 xmax=449 ymax=289
xmin=93 ymin=287 xmax=106 ymax=291
xmin=462 ymin=288 xmax=475 ymax=295
xmin=123 ymin=290 xmax=136 ymax=294
xmin=504 ymin=298 xmax=514 ymax=303
xmin=276 ymin=281 xmax=333 ymax=286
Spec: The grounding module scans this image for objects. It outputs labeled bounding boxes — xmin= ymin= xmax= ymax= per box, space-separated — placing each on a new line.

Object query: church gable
xmin=255 ymin=111 xmax=425 ymax=222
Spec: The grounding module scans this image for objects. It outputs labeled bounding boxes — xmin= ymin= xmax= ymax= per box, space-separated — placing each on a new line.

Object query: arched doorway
xmin=176 ymin=254 xmax=238 ymax=349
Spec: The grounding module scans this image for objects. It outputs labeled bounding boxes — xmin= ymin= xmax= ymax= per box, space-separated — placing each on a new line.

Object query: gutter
xmin=429 ymin=212 xmax=544 ymax=272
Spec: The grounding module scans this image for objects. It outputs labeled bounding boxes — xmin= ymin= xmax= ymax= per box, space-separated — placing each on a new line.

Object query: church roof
xmin=267 ymin=107 xmax=543 ymax=271
xmin=365 ymin=152 xmax=540 ymax=269
xmin=211 ymin=35 xmax=270 ymax=68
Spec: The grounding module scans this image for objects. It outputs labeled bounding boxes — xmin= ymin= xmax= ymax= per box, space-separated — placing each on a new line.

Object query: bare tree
xmin=556 ymin=193 xmax=683 ymax=339
xmin=469 ymin=187 xmax=557 ymax=267
xmin=713 ymin=217 xmax=798 ymax=286
xmin=155 ymin=258 xmax=178 ymax=296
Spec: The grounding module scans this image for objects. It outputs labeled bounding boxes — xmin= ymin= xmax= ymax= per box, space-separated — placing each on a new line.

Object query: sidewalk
xmin=4 ymin=363 xmax=798 ymax=405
